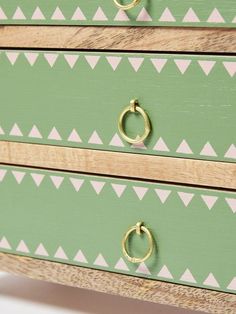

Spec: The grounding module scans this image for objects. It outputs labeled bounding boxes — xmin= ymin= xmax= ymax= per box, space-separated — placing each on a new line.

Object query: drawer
xmin=0 ymin=50 xmax=235 ymax=163
xmin=0 ymin=1 xmax=235 ymax=28
xmin=0 ymin=164 xmax=236 ymax=294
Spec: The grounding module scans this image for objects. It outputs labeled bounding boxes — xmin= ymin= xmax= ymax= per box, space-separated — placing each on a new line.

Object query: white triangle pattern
xmin=93 ymin=7 xmax=108 ymax=21
xmin=48 ymin=127 xmax=62 ymax=141
xmin=207 ymin=8 xmax=225 ymax=23
xmin=10 ymin=123 xmax=23 ymax=136
xmin=198 ymin=61 xmax=216 ymax=76
xmin=68 ymin=129 xmax=82 ymax=143
xmin=183 ymin=8 xmax=200 ymax=23
xmin=51 ymin=7 xmax=65 ymax=20
xmin=201 ymin=195 xmax=218 ymax=210
xmin=203 ymin=273 xmax=220 ymax=288
xmin=178 ymin=192 xmax=194 ymax=207
xmin=16 ymin=240 xmax=30 ymax=253
xmin=13 ymin=7 xmax=26 ymax=20
xmin=0 ymin=237 xmax=11 ymax=250
xmin=28 ymin=125 xmax=42 ymax=138
xmin=0 ymin=169 xmax=7 ymax=182
xmin=54 ymin=246 xmax=69 ymax=260
xmin=12 ymin=171 xmax=26 ymax=184
xmin=1 ymin=235 xmax=236 ymax=290
xmin=31 ymin=7 xmax=45 ymax=20
xmin=35 ymin=243 xmax=49 ymax=257
xmin=50 ymin=175 xmax=64 ymax=189
xmin=159 ymin=8 xmax=176 ymax=22
xmin=225 ymin=198 xmax=236 ymax=213
xmin=151 ymin=59 xmax=168 ymax=73
xmin=106 ymin=56 xmax=122 ymax=71
xmin=133 ymin=186 xmax=148 ymax=200
xmin=6 ymin=52 xmax=19 ymax=65
xmin=153 ymin=137 xmax=169 ymax=152
xmin=44 ymin=54 xmax=59 ymax=67
xmin=85 ymin=55 xmax=100 ymax=69
xmin=223 ymin=62 xmax=236 ymax=77
xmin=128 ymin=57 xmax=144 ymax=72
xmin=176 ymin=140 xmax=193 ymax=154
xmin=1 ymin=52 xmax=235 ymax=79
xmin=71 ymin=7 xmax=86 ymax=21
xmin=114 ymin=9 xmax=129 ymax=21
xmin=227 ymin=277 xmax=236 ymax=291
xmin=0 ymin=6 xmax=233 ymax=25
xmin=88 ymin=131 xmax=103 ymax=144
xmin=114 ymin=258 xmax=130 ymax=271
xmin=90 ymin=181 xmax=105 ymax=195
xmin=224 ymin=144 xmax=236 ymax=159
xmin=109 ymin=133 xmax=124 ymax=147
xmin=24 ymin=53 xmax=39 ymax=66
xmin=70 ymin=178 xmax=84 ymax=192
xmin=157 ymin=265 xmax=173 ymax=279
xmin=155 ymin=189 xmax=171 ymax=204
xmin=0 ymin=126 xmax=4 ymax=135
xmin=180 ymin=268 xmax=197 ymax=283
xmin=94 ymin=254 xmax=108 ymax=267
xmin=111 ymin=184 xmax=127 ymax=198
xmin=200 ymin=142 xmax=217 ymax=157
xmin=0 ymin=167 xmax=235 ymax=214
xmin=31 ymin=173 xmax=45 ymax=187
xmin=174 ymin=59 xmax=192 ymax=74
xmin=64 ymin=55 xmax=79 ymax=68
xmin=136 ymin=8 xmax=152 ymax=22
xmin=0 ymin=7 xmax=7 ymax=20
xmin=74 ymin=250 xmax=88 ymax=263
xmin=136 ymin=262 xmax=151 ymax=275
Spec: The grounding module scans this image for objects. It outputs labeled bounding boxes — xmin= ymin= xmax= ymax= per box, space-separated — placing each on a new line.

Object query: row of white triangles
xmin=0 ymin=6 xmax=232 ymax=24
xmin=3 ymin=52 xmax=236 ymax=77
xmin=1 ymin=169 xmax=236 ymax=212
xmin=0 ymin=237 xmax=235 ymax=290
xmin=2 ymin=124 xmax=236 ymax=159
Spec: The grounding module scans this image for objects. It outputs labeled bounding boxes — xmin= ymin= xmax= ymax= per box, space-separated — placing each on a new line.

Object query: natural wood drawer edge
xmin=0 ymin=26 xmax=236 ymax=52
xmin=0 ymin=141 xmax=235 ymax=189
xmin=0 ymin=253 xmax=235 ymax=313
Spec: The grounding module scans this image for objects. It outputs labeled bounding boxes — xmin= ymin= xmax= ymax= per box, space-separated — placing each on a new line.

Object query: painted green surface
xmin=0 ymin=0 xmax=235 ymax=27
xmin=0 ymin=165 xmax=236 ymax=293
xmin=0 ymin=50 xmax=235 ymax=162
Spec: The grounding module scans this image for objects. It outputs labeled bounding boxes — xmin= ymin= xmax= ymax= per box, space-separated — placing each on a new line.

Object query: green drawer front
xmin=0 ymin=0 xmax=235 ymax=27
xmin=0 ymin=50 xmax=235 ymax=163
xmin=0 ymin=165 xmax=236 ymax=294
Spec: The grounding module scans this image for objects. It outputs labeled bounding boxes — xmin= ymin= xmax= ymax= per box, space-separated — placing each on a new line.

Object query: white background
xmin=0 ymin=272 xmax=203 ymax=314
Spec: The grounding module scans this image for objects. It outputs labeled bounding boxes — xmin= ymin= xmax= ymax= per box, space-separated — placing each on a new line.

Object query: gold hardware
xmin=118 ymin=99 xmax=151 ymax=145
xmin=122 ymin=222 xmax=154 ymax=264
xmin=113 ymin=0 xmax=141 ymax=10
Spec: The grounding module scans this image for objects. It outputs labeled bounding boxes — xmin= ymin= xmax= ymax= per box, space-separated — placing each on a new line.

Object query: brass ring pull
xmin=122 ymin=222 xmax=154 ymax=264
xmin=113 ymin=0 xmax=141 ymax=10
xmin=118 ymin=99 xmax=151 ymax=145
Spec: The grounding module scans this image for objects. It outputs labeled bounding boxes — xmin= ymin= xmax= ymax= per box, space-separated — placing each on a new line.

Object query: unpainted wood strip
xmin=0 ymin=253 xmax=235 ymax=314
xmin=0 ymin=26 xmax=236 ymax=52
xmin=0 ymin=141 xmax=235 ymax=189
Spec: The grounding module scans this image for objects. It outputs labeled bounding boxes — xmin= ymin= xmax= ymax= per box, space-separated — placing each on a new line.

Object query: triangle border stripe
xmin=1 ymin=51 xmax=235 ymax=80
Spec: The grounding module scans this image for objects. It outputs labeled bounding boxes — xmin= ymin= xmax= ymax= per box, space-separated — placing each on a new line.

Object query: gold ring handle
xmin=122 ymin=222 xmax=154 ymax=264
xmin=113 ymin=0 xmax=141 ymax=10
xmin=118 ymin=99 xmax=151 ymax=145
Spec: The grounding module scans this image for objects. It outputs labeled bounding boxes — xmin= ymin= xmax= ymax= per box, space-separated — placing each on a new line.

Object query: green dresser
xmin=0 ymin=0 xmax=235 ymax=27
xmin=0 ymin=50 xmax=235 ymax=163
xmin=0 ymin=165 xmax=236 ymax=294
xmin=0 ymin=1 xmax=236 ymax=312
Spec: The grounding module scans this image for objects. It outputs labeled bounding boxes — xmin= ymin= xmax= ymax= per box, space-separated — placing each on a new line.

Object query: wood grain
xmin=0 ymin=141 xmax=235 ymax=189
xmin=0 ymin=253 xmax=235 ymax=314
xmin=0 ymin=26 xmax=236 ymax=52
